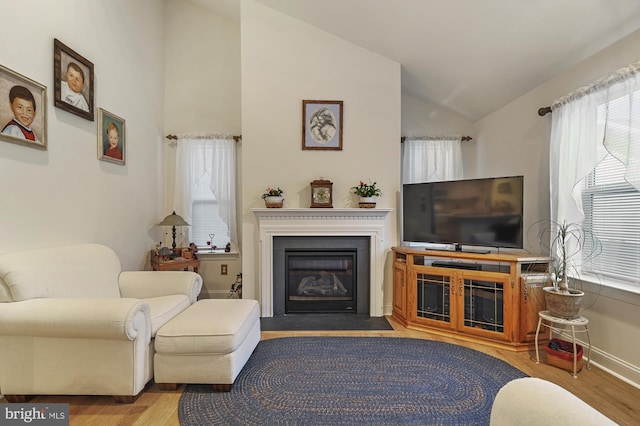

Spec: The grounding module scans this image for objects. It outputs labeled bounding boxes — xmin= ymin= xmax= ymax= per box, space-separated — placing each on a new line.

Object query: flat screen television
xmin=402 ymin=176 xmax=524 ymax=250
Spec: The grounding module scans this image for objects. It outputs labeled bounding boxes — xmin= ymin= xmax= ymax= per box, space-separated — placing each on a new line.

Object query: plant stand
xmin=535 ymin=310 xmax=591 ymax=378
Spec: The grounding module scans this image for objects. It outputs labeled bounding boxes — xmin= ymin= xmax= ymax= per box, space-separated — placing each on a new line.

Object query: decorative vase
xmin=543 ymin=286 xmax=584 ymax=319
xmin=264 ymin=196 xmax=284 ymax=208
xmin=359 ymin=196 xmax=377 ymax=208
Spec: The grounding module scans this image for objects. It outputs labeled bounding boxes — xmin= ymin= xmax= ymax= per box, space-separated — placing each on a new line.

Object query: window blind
xmin=581 ymin=153 xmax=640 ymax=284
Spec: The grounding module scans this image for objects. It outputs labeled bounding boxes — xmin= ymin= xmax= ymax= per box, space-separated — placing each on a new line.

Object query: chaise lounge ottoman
xmin=154 ymin=299 xmax=261 ymax=391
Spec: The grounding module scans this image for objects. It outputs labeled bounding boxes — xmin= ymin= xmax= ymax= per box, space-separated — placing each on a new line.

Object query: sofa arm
xmin=0 ymin=298 xmax=150 ymax=341
xmin=118 ymin=271 xmax=202 ymax=303
xmin=490 ymin=378 xmax=616 ymax=425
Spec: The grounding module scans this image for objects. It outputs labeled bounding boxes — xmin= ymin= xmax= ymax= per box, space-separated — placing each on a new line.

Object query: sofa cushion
xmin=0 ymin=244 xmax=121 ymax=302
xmin=155 ymin=299 xmax=261 ymax=355
xmin=143 ymin=294 xmax=192 ymax=336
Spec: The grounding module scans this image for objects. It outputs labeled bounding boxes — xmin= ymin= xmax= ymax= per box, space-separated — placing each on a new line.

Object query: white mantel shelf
xmin=251 ymin=207 xmax=392 ymax=318
xmin=251 ymin=208 xmax=392 ymax=220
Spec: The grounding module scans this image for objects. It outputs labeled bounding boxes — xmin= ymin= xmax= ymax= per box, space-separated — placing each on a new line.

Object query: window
xmin=191 ymin=171 xmax=230 ymax=249
xmin=581 ymin=154 xmax=640 ymax=284
xmin=172 ymin=136 xmax=237 ymax=252
xmin=550 ymin=61 xmax=640 ymax=289
xmin=572 ymin=91 xmax=640 ymax=286
xmin=401 ymin=137 xmax=464 ymax=184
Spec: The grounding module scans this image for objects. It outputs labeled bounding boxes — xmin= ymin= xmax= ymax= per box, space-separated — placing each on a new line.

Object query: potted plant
xmin=541 ymin=220 xmax=601 ymax=319
xmin=351 ymin=180 xmax=381 ymax=208
xmin=262 ymin=187 xmax=284 ymax=208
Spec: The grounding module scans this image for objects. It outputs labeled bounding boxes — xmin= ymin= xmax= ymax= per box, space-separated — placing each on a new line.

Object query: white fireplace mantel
xmin=251 ymin=208 xmax=392 ymax=317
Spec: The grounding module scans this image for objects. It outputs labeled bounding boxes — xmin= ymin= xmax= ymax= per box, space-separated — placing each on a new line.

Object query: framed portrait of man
xmin=0 ymin=64 xmax=47 ymax=150
xmin=53 ymin=38 xmax=94 ymax=121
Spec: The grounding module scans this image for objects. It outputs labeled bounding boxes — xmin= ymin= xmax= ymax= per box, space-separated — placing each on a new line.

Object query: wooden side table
xmin=535 ymin=310 xmax=591 ymax=378
xmin=150 ymin=250 xmax=200 ymax=273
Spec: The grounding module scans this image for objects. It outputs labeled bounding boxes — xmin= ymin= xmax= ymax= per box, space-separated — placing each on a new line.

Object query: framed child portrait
xmin=302 ymin=100 xmax=343 ymax=151
xmin=53 ymin=38 xmax=94 ymax=121
xmin=0 ymin=64 xmax=47 ymax=150
xmin=97 ymin=108 xmax=126 ymax=165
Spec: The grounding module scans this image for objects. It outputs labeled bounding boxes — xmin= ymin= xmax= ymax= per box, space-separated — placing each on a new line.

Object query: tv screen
xmin=402 ymin=176 xmax=524 ymax=249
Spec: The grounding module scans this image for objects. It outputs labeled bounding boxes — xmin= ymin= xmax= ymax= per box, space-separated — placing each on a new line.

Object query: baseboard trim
xmin=555 ymin=331 xmax=640 ymax=390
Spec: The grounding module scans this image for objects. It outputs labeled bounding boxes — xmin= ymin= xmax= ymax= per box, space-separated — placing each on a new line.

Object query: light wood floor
xmin=2 ymin=316 xmax=639 ymax=425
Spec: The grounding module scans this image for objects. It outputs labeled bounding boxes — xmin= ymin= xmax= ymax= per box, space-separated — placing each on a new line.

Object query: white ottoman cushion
xmin=155 ymin=299 xmax=260 ymax=354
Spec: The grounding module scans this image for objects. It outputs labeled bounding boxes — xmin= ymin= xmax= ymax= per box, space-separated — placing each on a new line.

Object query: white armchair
xmin=0 ymin=243 xmax=202 ymax=403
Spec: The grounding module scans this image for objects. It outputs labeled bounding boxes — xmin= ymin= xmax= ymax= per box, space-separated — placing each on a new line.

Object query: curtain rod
xmin=401 ymin=136 xmax=472 ymax=143
xmin=538 ymin=57 xmax=640 ymax=116
xmin=165 ymin=134 xmax=242 ymax=142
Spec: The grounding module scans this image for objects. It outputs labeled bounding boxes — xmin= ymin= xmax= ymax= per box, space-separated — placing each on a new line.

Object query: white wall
xmin=401 ymin=93 xmax=472 ymax=136
xmin=471 ymin=28 xmax=640 ymax=386
xmin=0 ymin=0 xmax=165 ymax=270
xmin=240 ymin=0 xmax=401 ymax=308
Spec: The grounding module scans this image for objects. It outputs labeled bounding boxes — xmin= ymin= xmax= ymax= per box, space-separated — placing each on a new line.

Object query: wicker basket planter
xmin=358 ymin=196 xmax=377 ymax=208
xmin=543 ymin=287 xmax=584 ymax=319
xmin=264 ymin=196 xmax=284 ymax=208
xmin=546 ymin=338 xmax=583 ymax=372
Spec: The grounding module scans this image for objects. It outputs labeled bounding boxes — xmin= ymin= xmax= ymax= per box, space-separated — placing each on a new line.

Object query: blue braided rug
xmin=178 ymin=337 xmax=527 ymax=425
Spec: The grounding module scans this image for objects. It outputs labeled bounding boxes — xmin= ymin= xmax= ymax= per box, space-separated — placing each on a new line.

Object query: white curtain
xmin=550 ymin=60 xmax=640 ymax=225
xmin=402 ymin=136 xmax=464 ymax=184
xmin=173 ymin=136 xmax=237 ymax=245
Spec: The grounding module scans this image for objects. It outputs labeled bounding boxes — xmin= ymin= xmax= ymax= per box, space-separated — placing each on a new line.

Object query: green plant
xmin=261 ymin=187 xmax=283 ymax=199
xmin=532 ymin=220 xmax=601 ymax=293
xmin=351 ymin=180 xmax=381 ymax=197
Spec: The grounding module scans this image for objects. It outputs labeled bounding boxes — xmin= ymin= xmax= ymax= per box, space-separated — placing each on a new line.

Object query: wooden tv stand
xmin=392 ymin=246 xmax=549 ymax=351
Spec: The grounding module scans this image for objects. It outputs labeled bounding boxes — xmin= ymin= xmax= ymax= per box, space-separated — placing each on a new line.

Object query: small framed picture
xmin=302 ymin=100 xmax=343 ymax=151
xmin=97 ymin=108 xmax=125 ymax=165
xmin=53 ymin=38 xmax=94 ymax=121
xmin=0 ymin=64 xmax=47 ymax=150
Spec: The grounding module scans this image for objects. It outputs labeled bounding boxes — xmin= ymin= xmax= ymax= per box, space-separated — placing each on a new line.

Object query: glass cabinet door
xmin=458 ymin=273 xmax=510 ymax=340
xmin=415 ymin=272 xmax=451 ymax=325
xmin=463 ymin=278 xmax=504 ymax=332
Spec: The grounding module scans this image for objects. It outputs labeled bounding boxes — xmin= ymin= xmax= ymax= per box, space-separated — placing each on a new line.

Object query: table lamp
xmin=157 ymin=211 xmax=190 ymax=250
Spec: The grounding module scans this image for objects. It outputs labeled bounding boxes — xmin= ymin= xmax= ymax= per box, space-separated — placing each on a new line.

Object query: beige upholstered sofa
xmin=0 ymin=243 xmax=202 ymax=403
xmin=490 ymin=377 xmax=616 ymax=425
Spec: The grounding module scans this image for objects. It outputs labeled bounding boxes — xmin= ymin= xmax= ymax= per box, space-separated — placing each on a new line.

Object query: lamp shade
xmin=157 ymin=211 xmax=190 ymax=227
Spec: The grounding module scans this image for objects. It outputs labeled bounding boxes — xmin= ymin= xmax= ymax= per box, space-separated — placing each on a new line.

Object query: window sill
xmin=196 ymin=250 xmax=239 ymax=259
xmin=576 ymin=272 xmax=640 ymax=306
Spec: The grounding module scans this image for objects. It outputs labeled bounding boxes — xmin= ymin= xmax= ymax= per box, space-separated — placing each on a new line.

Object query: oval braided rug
xmin=178 ymin=337 xmax=527 ymax=425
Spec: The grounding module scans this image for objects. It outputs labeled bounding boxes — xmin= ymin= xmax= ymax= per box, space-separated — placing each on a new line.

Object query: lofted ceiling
xmin=189 ymin=0 xmax=640 ymax=121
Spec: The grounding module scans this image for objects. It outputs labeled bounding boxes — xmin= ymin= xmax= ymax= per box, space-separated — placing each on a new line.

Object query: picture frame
xmin=302 ymin=100 xmax=343 ymax=151
xmin=0 ymin=64 xmax=47 ymax=150
xmin=97 ymin=108 xmax=126 ymax=165
xmin=53 ymin=38 xmax=94 ymax=121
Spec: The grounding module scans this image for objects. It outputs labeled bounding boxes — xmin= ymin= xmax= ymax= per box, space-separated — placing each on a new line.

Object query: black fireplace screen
xmin=285 ymin=250 xmax=356 ymax=313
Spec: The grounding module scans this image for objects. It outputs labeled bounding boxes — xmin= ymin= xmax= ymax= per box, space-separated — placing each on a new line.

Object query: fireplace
xmin=273 ymin=236 xmax=370 ymax=315
xmin=252 ymin=207 xmax=392 ymax=317
xmin=285 ymin=249 xmax=356 ymax=313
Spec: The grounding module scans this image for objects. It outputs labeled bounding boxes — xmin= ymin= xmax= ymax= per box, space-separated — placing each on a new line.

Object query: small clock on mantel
xmin=310 ymin=178 xmax=333 ymax=208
